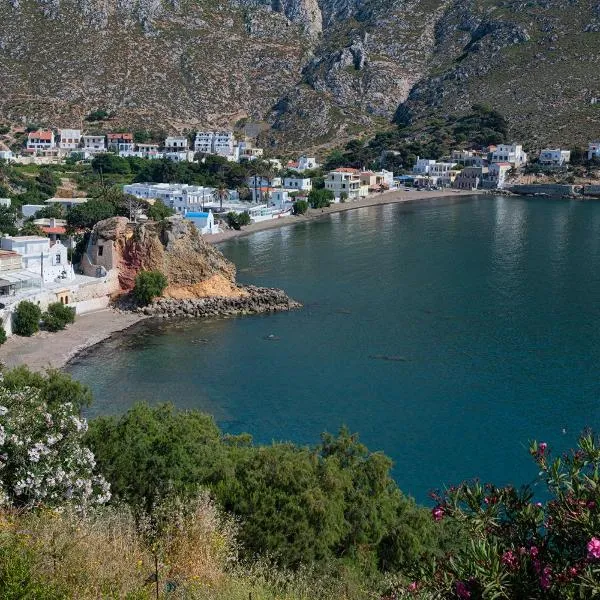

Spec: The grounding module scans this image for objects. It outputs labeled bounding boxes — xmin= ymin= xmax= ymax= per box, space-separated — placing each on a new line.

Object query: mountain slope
xmin=0 ymin=0 xmax=599 ymax=152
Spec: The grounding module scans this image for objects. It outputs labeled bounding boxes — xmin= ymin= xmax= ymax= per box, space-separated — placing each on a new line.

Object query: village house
xmin=0 ymin=150 xmax=14 ymax=162
xmin=124 ymin=182 xmax=215 ymax=213
xmin=248 ymin=175 xmax=282 ymax=189
xmin=270 ymin=190 xmax=291 ymax=208
xmin=58 ymin=129 xmax=82 ymax=152
xmin=32 ymin=218 xmax=74 ymax=247
xmin=0 ymin=236 xmax=74 ymax=283
xmin=107 ymin=133 xmax=134 ymax=153
xmin=22 ymin=204 xmax=45 ymax=218
xmin=26 ymin=130 xmax=55 ymax=154
xmin=136 ymin=144 xmax=161 ymax=159
xmin=184 ymin=210 xmax=220 ymax=235
xmin=453 ymin=166 xmax=488 ymax=190
xmin=588 ymin=142 xmax=600 ymax=161
xmin=539 ymin=148 xmax=570 ymax=166
xmin=283 ymin=177 xmax=312 ymax=192
xmin=81 ymin=134 xmax=106 ymax=154
xmin=490 ymin=144 xmax=528 ymax=168
xmin=194 ymin=131 xmax=238 ymax=160
xmin=485 ymin=163 xmax=512 ymax=189
xmin=359 ymin=170 xmax=394 ymax=191
xmin=164 ymin=136 xmax=189 ymax=152
xmin=0 ymin=198 xmax=10 ymax=208
xmin=46 ymin=197 xmax=89 ymax=210
xmin=238 ymin=141 xmax=264 ymax=161
xmin=325 ymin=168 xmax=368 ymax=201
xmin=451 ymin=150 xmax=487 ymax=167
xmin=413 ymin=159 xmax=437 ymax=175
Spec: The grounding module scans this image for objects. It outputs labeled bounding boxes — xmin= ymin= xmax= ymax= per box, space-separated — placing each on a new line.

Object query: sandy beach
xmin=0 ymin=309 xmax=145 ymax=372
xmin=205 ymin=188 xmax=477 ymax=243
xmin=0 ymin=188 xmax=480 ymax=372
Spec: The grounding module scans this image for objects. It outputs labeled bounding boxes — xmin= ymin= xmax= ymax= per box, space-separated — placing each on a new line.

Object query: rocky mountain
xmin=1 ymin=0 xmax=599 ymax=152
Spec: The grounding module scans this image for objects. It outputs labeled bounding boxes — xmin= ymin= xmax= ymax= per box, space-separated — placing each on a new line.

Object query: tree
xmin=225 ymin=211 xmax=251 ymax=230
xmin=308 ymin=188 xmax=334 ymax=209
xmin=0 ymin=327 xmax=6 ymax=345
xmin=13 ymin=301 xmax=41 ymax=336
xmin=18 ymin=221 xmax=44 ymax=236
xmin=0 ymin=206 xmax=17 ymax=236
xmin=212 ymin=184 xmax=229 ymax=212
xmin=33 ymin=204 xmax=64 ymax=219
xmin=292 ymin=199 xmax=308 ymax=215
xmin=66 ymin=200 xmax=116 ymax=231
xmin=36 ymin=169 xmax=58 ymax=198
xmin=91 ymin=154 xmax=130 ymax=176
xmin=42 ymin=303 xmax=75 ymax=332
xmin=133 ymin=270 xmax=168 ymax=305
xmin=146 ymin=199 xmax=175 ymax=222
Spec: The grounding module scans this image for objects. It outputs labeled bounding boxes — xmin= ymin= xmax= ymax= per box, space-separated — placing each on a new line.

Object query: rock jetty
xmin=138 ymin=285 xmax=301 ymax=319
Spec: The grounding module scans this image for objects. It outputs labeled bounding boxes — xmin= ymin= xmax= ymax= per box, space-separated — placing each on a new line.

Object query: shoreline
xmin=205 ymin=188 xmax=480 ymax=243
xmin=0 ymin=190 xmax=480 ymax=372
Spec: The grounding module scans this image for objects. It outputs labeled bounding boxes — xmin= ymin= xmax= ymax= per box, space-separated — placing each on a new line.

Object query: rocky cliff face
xmin=1 ymin=0 xmax=599 ymax=150
xmin=92 ymin=216 xmax=242 ymax=299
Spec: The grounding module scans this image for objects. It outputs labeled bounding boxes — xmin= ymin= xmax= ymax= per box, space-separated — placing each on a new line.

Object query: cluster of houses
xmin=1 ymin=129 xmax=268 ymax=164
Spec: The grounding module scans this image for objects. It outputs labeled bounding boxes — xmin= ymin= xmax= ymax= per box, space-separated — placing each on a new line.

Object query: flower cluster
xmin=0 ymin=383 xmax=110 ymax=509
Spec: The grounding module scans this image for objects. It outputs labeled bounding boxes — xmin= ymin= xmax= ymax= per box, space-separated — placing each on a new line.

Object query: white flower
xmin=0 ymin=406 xmax=8 ymax=417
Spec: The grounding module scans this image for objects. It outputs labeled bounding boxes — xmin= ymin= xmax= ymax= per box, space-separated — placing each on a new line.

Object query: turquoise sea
xmin=68 ymin=195 xmax=600 ymax=502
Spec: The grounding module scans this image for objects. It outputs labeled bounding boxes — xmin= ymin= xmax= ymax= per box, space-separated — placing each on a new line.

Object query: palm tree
xmin=212 ymin=184 xmax=229 ymax=212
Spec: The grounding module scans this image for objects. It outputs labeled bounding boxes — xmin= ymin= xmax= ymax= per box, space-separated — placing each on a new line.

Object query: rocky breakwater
xmin=138 ymin=285 xmax=301 ymax=319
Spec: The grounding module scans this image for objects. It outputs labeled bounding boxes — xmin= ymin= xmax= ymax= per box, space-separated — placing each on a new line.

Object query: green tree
xmin=0 ymin=206 xmax=17 ymax=236
xmin=36 ymin=169 xmax=58 ymax=198
xmin=293 ymin=199 xmax=308 ymax=215
xmin=13 ymin=301 xmax=41 ymax=336
xmin=33 ymin=204 xmax=65 ymax=219
xmin=19 ymin=221 xmax=44 ymax=236
xmin=133 ymin=270 xmax=168 ymax=305
xmin=308 ymin=188 xmax=334 ymax=209
xmin=42 ymin=302 xmax=75 ymax=332
xmin=91 ymin=154 xmax=130 ymax=175
xmin=146 ymin=199 xmax=175 ymax=221
xmin=66 ymin=199 xmax=116 ymax=231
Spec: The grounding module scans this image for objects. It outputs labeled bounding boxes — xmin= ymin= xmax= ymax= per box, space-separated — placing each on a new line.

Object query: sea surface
xmin=68 ymin=194 xmax=600 ymax=502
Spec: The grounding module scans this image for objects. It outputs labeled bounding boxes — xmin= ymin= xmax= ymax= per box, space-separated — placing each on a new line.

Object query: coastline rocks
xmin=138 ymin=286 xmax=302 ymax=319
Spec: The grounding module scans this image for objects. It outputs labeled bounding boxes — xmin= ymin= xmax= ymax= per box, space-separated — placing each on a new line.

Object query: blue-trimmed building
xmin=185 ymin=210 xmax=219 ymax=235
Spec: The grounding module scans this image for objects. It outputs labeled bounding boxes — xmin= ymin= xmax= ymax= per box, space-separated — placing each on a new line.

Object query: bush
xmin=133 ymin=270 xmax=168 ymax=305
xmin=225 ymin=211 xmax=251 ymax=230
xmin=0 ymin=327 xmax=6 ymax=345
xmin=13 ymin=301 xmax=41 ymax=336
xmin=308 ymin=188 xmax=334 ymax=209
xmin=42 ymin=302 xmax=75 ymax=332
xmin=293 ymin=199 xmax=308 ymax=215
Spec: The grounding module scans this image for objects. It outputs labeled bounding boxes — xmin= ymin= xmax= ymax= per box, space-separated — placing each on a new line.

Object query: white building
xmin=81 ymin=135 xmax=106 ymax=154
xmin=283 ymin=177 xmax=312 ymax=192
xmin=164 ymin=151 xmax=195 ymax=163
xmin=185 ymin=210 xmax=220 ymax=235
xmin=413 ymin=159 xmax=437 ymax=175
xmin=58 ymin=129 xmax=82 ymax=151
xmin=26 ymin=130 xmax=55 ymax=153
xmin=490 ymin=144 xmax=527 ymax=168
xmin=22 ymin=204 xmax=45 ymax=218
xmin=46 ymin=197 xmax=89 ymax=210
xmin=107 ymin=133 xmax=134 ymax=153
xmin=238 ymin=141 xmax=264 ymax=161
xmin=247 ymin=175 xmax=282 ymax=189
xmin=0 ymin=150 xmax=15 ymax=162
xmin=539 ymin=149 xmax=570 ymax=166
xmin=451 ymin=150 xmax=486 ymax=167
xmin=194 ymin=131 xmax=237 ymax=160
xmin=271 ymin=190 xmax=291 ymax=208
xmin=325 ymin=168 xmax=368 ymax=201
xmin=0 ymin=198 xmax=10 ymax=208
xmin=165 ymin=136 xmax=189 ymax=152
xmin=298 ymin=156 xmax=318 ymax=171
xmin=486 ymin=163 xmax=512 ymax=189
xmin=0 ymin=236 xmax=74 ymax=283
xmin=588 ymin=142 xmax=600 ymax=161
xmin=123 ymin=183 xmax=215 ymax=213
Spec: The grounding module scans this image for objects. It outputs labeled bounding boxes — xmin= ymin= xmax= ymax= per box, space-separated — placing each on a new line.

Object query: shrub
xmin=13 ymin=301 xmax=41 ymax=336
xmin=225 ymin=211 xmax=251 ymax=230
xmin=308 ymin=188 xmax=334 ymax=209
xmin=133 ymin=270 xmax=168 ymax=305
xmin=293 ymin=200 xmax=308 ymax=215
xmin=42 ymin=303 xmax=75 ymax=332
xmin=0 ymin=327 xmax=6 ymax=345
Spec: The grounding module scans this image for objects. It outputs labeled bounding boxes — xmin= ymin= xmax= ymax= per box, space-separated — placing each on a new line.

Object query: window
xmin=98 ymin=246 xmax=104 ymax=257
xmin=55 ymin=254 xmax=61 ymax=265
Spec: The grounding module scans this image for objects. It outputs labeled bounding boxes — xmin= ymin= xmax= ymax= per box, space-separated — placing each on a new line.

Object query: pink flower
xmin=538 ymin=442 xmax=547 ymax=454
xmin=530 ymin=545 xmax=539 ymax=559
xmin=407 ymin=581 xmax=418 ymax=592
xmin=502 ymin=550 xmax=518 ymax=569
xmin=540 ymin=566 xmax=552 ymax=590
xmin=535 ymin=502 xmax=543 ymax=508
xmin=432 ymin=506 xmax=444 ymax=521
xmin=587 ymin=537 xmax=600 ymax=560
xmin=455 ymin=581 xmax=471 ymax=599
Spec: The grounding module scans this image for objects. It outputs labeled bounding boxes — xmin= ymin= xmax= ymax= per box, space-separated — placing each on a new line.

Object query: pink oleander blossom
xmin=407 ymin=581 xmax=418 ymax=592
xmin=538 ymin=442 xmax=547 ymax=454
xmin=587 ymin=538 xmax=600 ymax=560
xmin=530 ymin=545 xmax=539 ymax=559
xmin=502 ymin=550 xmax=518 ymax=569
xmin=455 ymin=581 xmax=471 ymax=599
xmin=540 ymin=566 xmax=552 ymax=590
xmin=432 ymin=506 xmax=444 ymax=521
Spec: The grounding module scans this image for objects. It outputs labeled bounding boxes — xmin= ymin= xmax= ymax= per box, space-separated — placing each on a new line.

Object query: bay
xmin=68 ymin=195 xmax=600 ymax=502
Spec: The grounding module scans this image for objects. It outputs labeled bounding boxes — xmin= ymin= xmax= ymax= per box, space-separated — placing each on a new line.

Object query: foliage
xmin=292 ymin=199 xmax=308 ymax=215
xmin=0 ymin=373 xmax=110 ymax=509
xmin=13 ymin=301 xmax=42 ymax=336
xmin=400 ymin=433 xmax=600 ymax=598
xmin=36 ymin=169 xmax=58 ymax=198
xmin=308 ymin=188 xmax=334 ymax=209
xmin=86 ymin=405 xmax=440 ymax=573
xmin=0 ymin=206 xmax=17 ymax=236
xmin=19 ymin=221 xmax=44 ymax=236
xmin=42 ymin=303 xmax=75 ymax=332
xmin=66 ymin=199 xmax=116 ymax=230
xmin=33 ymin=204 xmax=65 ymax=219
xmin=85 ymin=109 xmax=109 ymax=121
xmin=133 ymin=270 xmax=168 ymax=305
xmin=146 ymin=199 xmax=174 ymax=221
xmin=0 ymin=327 xmax=5 ymax=345
xmin=225 ymin=211 xmax=251 ymax=230
xmin=91 ymin=153 xmax=131 ymax=176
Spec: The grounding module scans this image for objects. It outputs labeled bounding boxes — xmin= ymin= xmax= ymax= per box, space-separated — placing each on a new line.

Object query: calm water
xmin=68 ymin=195 xmax=600 ymax=502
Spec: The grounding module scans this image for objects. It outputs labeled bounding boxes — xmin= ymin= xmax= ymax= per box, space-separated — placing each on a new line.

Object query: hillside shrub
xmin=133 ymin=270 xmax=168 ymax=305
xmin=13 ymin=301 xmax=41 ymax=336
xmin=42 ymin=302 xmax=75 ymax=332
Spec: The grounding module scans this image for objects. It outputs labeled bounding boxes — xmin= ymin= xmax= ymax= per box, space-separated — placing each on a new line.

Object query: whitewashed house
xmin=0 ymin=198 xmax=10 ymax=208
xmin=22 ymin=204 xmax=45 ymax=218
xmin=238 ymin=141 xmax=264 ymax=161
xmin=248 ymin=175 xmax=282 ymax=188
xmin=81 ymin=135 xmax=106 ymax=154
xmin=165 ymin=136 xmax=189 ymax=152
xmin=271 ymin=190 xmax=291 ymax=208
xmin=46 ymin=197 xmax=89 ymax=210
xmin=124 ymin=183 xmax=214 ymax=213
xmin=0 ymin=236 xmax=74 ymax=283
xmin=283 ymin=177 xmax=312 ymax=192
xmin=107 ymin=133 xmax=134 ymax=153
xmin=26 ymin=130 xmax=55 ymax=153
xmin=491 ymin=144 xmax=528 ymax=168
xmin=0 ymin=150 xmax=15 ymax=162
xmin=539 ymin=149 xmax=570 ymax=166
xmin=185 ymin=210 xmax=220 ymax=235
xmin=325 ymin=168 xmax=368 ymax=201
xmin=413 ymin=159 xmax=437 ymax=175
xmin=194 ymin=131 xmax=238 ymax=160
xmin=486 ymin=163 xmax=512 ymax=189
xmin=136 ymin=144 xmax=161 ymax=159
xmin=588 ymin=142 xmax=600 ymax=161
xmin=298 ymin=156 xmax=318 ymax=171
xmin=58 ymin=129 xmax=82 ymax=152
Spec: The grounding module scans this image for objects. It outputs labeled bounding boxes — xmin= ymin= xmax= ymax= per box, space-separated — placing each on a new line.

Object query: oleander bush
xmin=42 ymin=302 xmax=75 ymax=332
xmin=133 ymin=270 xmax=168 ymax=305
xmin=13 ymin=300 xmax=42 ymax=336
